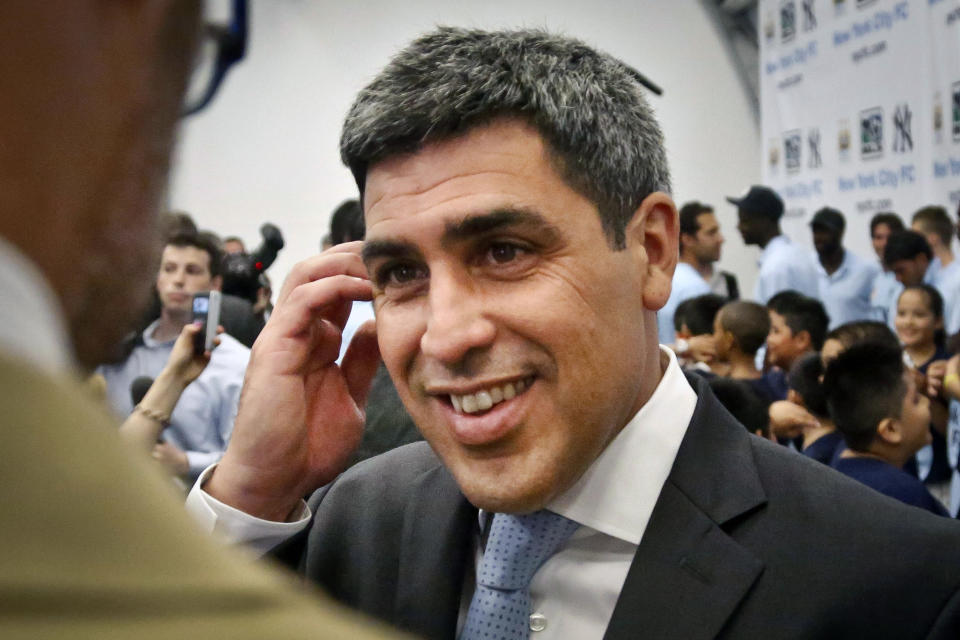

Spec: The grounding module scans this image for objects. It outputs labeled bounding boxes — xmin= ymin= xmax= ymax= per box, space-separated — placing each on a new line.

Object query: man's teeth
xmin=450 ymin=379 xmax=527 ymax=414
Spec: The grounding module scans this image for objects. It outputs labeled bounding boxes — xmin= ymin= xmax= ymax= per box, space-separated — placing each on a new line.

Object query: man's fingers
xmin=276 ymin=245 xmax=368 ymax=306
xmin=270 ymin=275 xmax=374 ymax=340
xmin=342 ymin=320 xmax=381 ymax=411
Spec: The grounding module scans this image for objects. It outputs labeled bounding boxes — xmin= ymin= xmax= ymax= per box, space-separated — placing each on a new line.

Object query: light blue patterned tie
xmin=459 ymin=510 xmax=580 ymax=640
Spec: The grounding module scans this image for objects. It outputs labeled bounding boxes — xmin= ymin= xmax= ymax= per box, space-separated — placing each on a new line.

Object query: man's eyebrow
xmin=362 ymin=208 xmax=562 ymax=264
xmin=442 ymin=208 xmax=560 ymax=246
xmin=362 ymin=239 xmax=419 ymax=265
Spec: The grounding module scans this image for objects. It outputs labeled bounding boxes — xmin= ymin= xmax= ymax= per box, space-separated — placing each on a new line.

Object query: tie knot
xmin=477 ymin=510 xmax=580 ymax=591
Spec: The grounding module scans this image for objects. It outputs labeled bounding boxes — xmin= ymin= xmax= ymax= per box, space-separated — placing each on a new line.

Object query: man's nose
xmin=419 ymin=270 xmax=496 ymax=365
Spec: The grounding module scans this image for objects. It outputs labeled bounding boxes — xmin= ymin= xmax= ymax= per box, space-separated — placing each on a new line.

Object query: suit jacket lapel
xmin=604 ymin=374 xmax=767 ymax=640
xmin=394 ymin=460 xmax=476 ymax=639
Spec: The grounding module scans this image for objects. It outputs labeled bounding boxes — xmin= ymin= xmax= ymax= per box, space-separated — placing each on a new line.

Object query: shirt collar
xmin=815 ymin=249 xmax=851 ymax=280
xmin=0 ymin=234 xmax=74 ymax=375
xmin=543 ymin=346 xmax=697 ymax=544
xmin=759 ymin=234 xmax=789 ymax=266
xmin=142 ymin=319 xmax=174 ymax=348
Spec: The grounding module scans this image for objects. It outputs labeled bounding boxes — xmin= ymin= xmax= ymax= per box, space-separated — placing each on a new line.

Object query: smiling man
xmin=191 ymin=27 xmax=960 ymax=639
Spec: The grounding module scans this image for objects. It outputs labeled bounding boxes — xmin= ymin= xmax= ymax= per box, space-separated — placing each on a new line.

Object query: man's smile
xmin=426 ymin=375 xmax=538 ymax=446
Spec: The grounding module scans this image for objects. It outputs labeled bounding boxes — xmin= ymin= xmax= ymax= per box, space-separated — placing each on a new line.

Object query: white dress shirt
xmin=0 ymin=235 xmax=73 ymax=375
xmin=186 ymin=347 xmax=697 ymax=639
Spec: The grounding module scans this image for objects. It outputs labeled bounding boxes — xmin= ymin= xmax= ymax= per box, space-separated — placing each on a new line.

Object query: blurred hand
xmin=925 ymin=359 xmax=948 ymax=399
xmin=152 ymin=441 xmax=189 ymax=478
xmin=686 ymin=334 xmax=717 ymax=364
xmin=205 ymin=242 xmax=381 ymax=522
xmin=945 ymin=354 xmax=960 ymax=401
xmin=164 ymin=322 xmax=219 ymax=388
xmin=768 ymin=400 xmax=819 ymax=440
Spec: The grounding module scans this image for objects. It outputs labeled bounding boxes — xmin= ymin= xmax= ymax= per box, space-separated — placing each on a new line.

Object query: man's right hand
xmin=204 ymin=242 xmax=381 ymax=522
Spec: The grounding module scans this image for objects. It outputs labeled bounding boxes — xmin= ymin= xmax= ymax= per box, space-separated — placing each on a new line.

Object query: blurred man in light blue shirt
xmin=912 ymin=206 xmax=960 ymax=335
xmin=658 ymin=202 xmax=734 ymax=343
xmin=869 ymin=212 xmax=905 ymax=328
xmin=728 ymin=185 xmax=819 ymax=303
xmin=810 ymin=207 xmax=879 ymax=330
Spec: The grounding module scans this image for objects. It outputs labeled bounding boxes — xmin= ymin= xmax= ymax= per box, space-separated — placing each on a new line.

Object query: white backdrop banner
xmin=759 ymin=0 xmax=960 ymax=256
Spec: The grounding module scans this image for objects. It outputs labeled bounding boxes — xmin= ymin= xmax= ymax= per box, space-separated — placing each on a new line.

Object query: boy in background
xmin=713 ymin=301 xmax=786 ymax=403
xmin=766 ymin=290 xmax=829 ymax=373
xmin=823 ymin=343 xmax=948 ymax=516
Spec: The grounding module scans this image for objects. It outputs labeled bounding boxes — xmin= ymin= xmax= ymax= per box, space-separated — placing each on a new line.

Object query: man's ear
xmin=211 ymin=275 xmax=223 ymax=292
xmin=876 ymin=417 xmax=902 ymax=445
xmin=625 ymin=192 xmax=678 ymax=312
xmin=794 ymin=329 xmax=812 ymax=352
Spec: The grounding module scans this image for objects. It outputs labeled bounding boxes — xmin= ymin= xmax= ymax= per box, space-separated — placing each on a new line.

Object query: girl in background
xmin=894 ymin=284 xmax=950 ymax=505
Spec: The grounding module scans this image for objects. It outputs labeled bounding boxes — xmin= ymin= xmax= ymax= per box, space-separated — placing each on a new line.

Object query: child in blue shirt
xmin=823 ymin=342 xmax=948 ymax=516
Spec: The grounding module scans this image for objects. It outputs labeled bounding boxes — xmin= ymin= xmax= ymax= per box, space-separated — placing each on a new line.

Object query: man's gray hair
xmin=340 ymin=26 xmax=671 ymax=249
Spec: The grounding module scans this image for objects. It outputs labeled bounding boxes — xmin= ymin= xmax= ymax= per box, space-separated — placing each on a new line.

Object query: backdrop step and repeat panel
xmin=760 ymin=0 xmax=960 ymax=255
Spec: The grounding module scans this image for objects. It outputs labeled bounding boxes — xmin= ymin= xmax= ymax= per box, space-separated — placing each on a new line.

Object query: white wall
xmin=170 ymin=0 xmax=761 ymax=295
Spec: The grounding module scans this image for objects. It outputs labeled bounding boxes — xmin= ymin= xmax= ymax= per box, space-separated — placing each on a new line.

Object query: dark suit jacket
xmin=278 ymin=374 xmax=960 ymax=639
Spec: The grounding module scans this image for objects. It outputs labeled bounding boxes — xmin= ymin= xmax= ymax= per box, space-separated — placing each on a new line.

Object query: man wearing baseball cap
xmin=729 ymin=185 xmax=819 ymax=303
xmin=810 ymin=207 xmax=880 ymax=329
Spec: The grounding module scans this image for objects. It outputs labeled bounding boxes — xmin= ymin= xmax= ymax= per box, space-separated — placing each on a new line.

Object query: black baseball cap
xmin=810 ymin=207 xmax=845 ymax=233
xmin=726 ymin=185 xmax=784 ymax=221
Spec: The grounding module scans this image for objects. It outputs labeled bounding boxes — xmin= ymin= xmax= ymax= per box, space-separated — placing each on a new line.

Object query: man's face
xmin=4 ymin=3 xmax=201 ymax=368
xmin=871 ymin=222 xmax=893 ymax=261
xmin=685 ymin=212 xmax=724 ymax=263
xmin=890 ymin=257 xmax=927 ymax=287
xmin=811 ymin=224 xmax=842 ymax=257
xmin=766 ymin=310 xmax=807 ymax=369
xmin=736 ymin=209 xmax=764 ymax=246
xmin=156 ymin=245 xmax=217 ymax=315
xmin=363 ymin=119 xmax=671 ymax=513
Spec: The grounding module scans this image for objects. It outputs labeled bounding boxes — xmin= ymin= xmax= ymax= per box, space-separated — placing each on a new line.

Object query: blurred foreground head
xmin=0 ymin=1 xmax=201 ymax=370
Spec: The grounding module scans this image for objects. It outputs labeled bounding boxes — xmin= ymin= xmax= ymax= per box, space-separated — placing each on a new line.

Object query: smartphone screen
xmin=191 ymin=291 xmax=221 ymax=354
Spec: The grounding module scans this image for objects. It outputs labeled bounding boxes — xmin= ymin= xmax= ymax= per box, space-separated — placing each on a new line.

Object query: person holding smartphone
xmin=99 ymin=232 xmax=250 ymax=482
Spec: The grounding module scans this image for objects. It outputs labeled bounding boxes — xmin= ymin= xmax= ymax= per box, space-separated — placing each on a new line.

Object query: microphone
xmin=130 ymin=376 xmax=154 ymax=407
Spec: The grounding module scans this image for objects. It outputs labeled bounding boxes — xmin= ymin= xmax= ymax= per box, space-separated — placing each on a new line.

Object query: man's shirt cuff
xmin=184 ymin=463 xmax=311 ymax=555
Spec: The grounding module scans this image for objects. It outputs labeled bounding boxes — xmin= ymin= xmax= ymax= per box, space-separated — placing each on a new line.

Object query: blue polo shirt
xmin=816 ymin=250 xmax=880 ymax=330
xmin=753 ymin=235 xmax=820 ymax=303
xmin=658 ymin=262 xmax=712 ymax=344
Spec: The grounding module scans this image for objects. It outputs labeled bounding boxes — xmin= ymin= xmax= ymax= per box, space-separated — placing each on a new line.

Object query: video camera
xmin=221 ymin=223 xmax=284 ymax=303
